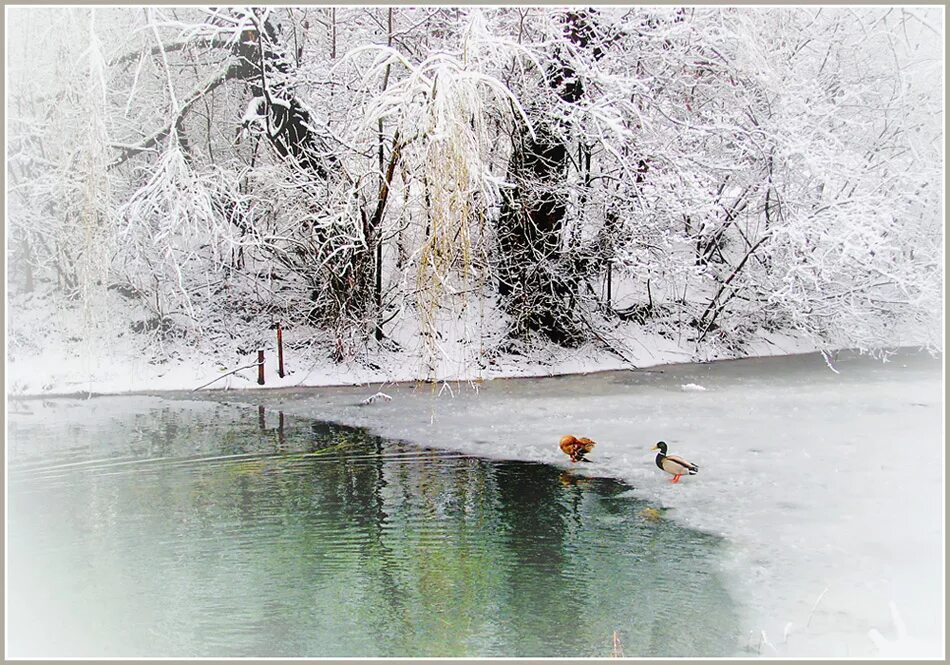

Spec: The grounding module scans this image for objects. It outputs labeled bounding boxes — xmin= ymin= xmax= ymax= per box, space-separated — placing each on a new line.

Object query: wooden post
xmin=257 ymin=349 xmax=265 ymax=385
xmin=258 ymin=405 xmax=266 ymax=431
xmin=277 ymin=322 xmax=285 ymax=378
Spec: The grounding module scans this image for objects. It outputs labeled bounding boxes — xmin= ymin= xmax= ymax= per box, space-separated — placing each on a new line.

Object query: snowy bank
xmin=7 ymin=287 xmax=823 ymax=398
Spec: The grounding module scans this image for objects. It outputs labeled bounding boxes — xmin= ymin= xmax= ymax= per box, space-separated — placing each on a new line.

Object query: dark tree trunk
xmin=495 ymin=10 xmax=602 ymax=346
xmin=372 ymin=8 xmax=395 ymax=342
xmin=497 ymin=123 xmax=579 ymax=345
xmin=234 ymin=21 xmax=333 ymax=179
xmin=234 ymin=15 xmax=374 ymax=333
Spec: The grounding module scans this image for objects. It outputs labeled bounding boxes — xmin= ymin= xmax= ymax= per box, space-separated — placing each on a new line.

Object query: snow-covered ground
xmin=6 ymin=287 xmax=823 ymax=396
xmin=190 ymin=349 xmax=943 ymax=658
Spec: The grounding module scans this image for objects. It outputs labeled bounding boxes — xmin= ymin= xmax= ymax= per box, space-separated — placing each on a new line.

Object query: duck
xmin=559 ymin=434 xmax=596 ymax=463
xmin=651 ymin=441 xmax=699 ymax=483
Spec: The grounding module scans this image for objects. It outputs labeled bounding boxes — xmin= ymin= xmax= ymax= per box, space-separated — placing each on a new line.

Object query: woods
xmin=6 ymin=7 xmax=943 ymax=381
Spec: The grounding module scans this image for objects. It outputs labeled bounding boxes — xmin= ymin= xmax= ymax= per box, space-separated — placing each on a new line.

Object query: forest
xmin=6 ymin=7 xmax=943 ymax=384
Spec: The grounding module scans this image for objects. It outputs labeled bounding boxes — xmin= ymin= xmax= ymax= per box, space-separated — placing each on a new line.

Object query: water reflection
xmin=8 ymin=398 xmax=739 ymax=657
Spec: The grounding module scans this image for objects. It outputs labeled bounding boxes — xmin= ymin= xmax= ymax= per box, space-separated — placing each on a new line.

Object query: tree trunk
xmin=497 ymin=122 xmax=579 ymax=344
xmin=495 ymin=10 xmax=602 ymax=346
xmin=233 ymin=12 xmax=376 ymax=335
xmin=372 ymin=8 xmax=394 ymax=342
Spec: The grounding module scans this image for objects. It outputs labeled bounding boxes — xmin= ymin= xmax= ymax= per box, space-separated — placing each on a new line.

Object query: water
xmin=184 ymin=349 xmax=943 ymax=657
xmin=7 ymin=398 xmax=740 ymax=657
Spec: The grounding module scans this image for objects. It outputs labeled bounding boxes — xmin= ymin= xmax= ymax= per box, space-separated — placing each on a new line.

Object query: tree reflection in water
xmin=8 ymin=398 xmax=740 ymax=657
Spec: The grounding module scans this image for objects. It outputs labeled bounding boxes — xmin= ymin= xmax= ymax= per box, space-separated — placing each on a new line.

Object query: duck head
xmin=651 ymin=441 xmax=668 ymax=454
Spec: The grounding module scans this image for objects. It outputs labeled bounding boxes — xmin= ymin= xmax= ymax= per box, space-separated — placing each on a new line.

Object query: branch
xmin=696 ymin=233 xmax=772 ymax=342
xmin=365 ymin=130 xmax=402 ymax=238
xmin=109 ymin=64 xmax=236 ymax=168
xmin=576 ymin=315 xmax=640 ymax=368
xmin=192 ymin=360 xmax=262 ymax=391
xmin=108 ymin=37 xmax=234 ymax=67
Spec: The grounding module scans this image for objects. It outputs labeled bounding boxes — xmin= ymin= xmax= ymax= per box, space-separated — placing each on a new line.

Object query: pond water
xmin=186 ymin=349 xmax=944 ymax=657
xmin=8 ymin=398 xmax=740 ymax=658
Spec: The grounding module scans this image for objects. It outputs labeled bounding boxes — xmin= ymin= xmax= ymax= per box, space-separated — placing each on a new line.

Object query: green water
xmin=8 ymin=397 xmax=740 ymax=657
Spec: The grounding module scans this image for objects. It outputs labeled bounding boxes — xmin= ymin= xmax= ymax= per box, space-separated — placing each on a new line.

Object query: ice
xmin=227 ymin=350 xmax=943 ymax=658
xmin=680 ymin=383 xmax=707 ymax=391
xmin=359 ymin=391 xmax=393 ymax=405
xmin=867 ymin=601 xmax=935 ymax=657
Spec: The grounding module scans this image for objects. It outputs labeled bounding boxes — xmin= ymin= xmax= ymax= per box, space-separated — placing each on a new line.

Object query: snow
xmin=5 ymin=286 xmax=821 ymax=398
xmin=359 ymin=391 xmax=392 ymax=405
xmin=4 ymin=6 xmax=942 ymax=656
xmin=4 ymin=330 xmax=808 ymax=397
xmin=867 ymin=602 xmax=936 ymax=658
xmin=187 ymin=350 xmax=942 ymax=658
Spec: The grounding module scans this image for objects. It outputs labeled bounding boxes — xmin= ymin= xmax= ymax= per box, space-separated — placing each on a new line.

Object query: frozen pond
xmin=7 ymin=350 xmax=942 ymax=657
xmin=196 ymin=350 xmax=943 ymax=657
xmin=8 ymin=398 xmax=738 ymax=657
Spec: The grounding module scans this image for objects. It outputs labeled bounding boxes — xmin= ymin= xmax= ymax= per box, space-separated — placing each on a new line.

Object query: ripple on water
xmin=8 ymin=398 xmax=741 ymax=658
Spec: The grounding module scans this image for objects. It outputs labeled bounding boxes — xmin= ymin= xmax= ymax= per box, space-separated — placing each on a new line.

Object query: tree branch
xmin=697 ymin=233 xmax=772 ymax=342
xmin=109 ymin=64 xmax=236 ymax=168
xmin=192 ymin=360 xmax=263 ymax=391
xmin=108 ymin=37 xmax=234 ymax=68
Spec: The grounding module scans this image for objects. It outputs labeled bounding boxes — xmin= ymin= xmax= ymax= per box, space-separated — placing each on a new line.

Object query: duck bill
xmin=650 ymin=445 xmax=659 ymax=451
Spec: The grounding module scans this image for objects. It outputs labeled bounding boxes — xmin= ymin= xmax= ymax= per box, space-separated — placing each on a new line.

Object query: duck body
xmin=559 ymin=435 xmax=596 ymax=463
xmin=652 ymin=441 xmax=698 ymax=483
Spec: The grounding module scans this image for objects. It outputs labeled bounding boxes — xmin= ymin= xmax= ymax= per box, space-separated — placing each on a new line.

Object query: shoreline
xmin=7 ymin=345 xmax=936 ymax=401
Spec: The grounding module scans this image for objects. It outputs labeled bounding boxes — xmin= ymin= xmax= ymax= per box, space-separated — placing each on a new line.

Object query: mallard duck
xmin=560 ymin=434 xmax=596 ymax=463
xmin=651 ymin=441 xmax=698 ymax=483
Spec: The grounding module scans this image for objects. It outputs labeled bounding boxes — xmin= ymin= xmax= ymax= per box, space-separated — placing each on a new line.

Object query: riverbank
xmin=10 ymin=277 xmax=939 ymax=400
xmin=6 ymin=314 xmax=845 ymax=399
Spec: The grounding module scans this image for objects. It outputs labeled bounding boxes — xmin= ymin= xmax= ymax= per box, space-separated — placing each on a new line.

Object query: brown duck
xmin=559 ymin=435 xmax=596 ymax=463
xmin=651 ymin=441 xmax=699 ymax=483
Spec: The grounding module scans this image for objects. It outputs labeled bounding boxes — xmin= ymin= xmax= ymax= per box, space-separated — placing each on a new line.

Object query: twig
xmin=760 ymin=630 xmax=779 ymax=654
xmin=696 ymin=233 xmax=771 ymax=343
xmin=805 ymin=586 xmax=830 ymax=628
xmin=819 ymin=350 xmax=840 ymax=374
xmin=359 ymin=391 xmax=392 ymax=405
xmin=577 ymin=316 xmax=639 ymax=368
xmin=611 ymin=630 xmax=624 ymax=658
xmin=109 ymin=65 xmax=235 ymax=168
xmin=192 ymin=360 xmax=262 ymax=391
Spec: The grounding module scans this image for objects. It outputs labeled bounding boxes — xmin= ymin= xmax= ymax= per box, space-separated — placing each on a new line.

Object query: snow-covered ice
xmin=200 ymin=350 xmax=943 ymax=657
xmin=680 ymin=383 xmax=708 ymax=392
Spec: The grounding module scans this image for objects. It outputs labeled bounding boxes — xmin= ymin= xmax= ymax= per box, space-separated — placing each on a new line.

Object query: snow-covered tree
xmin=6 ymin=7 xmax=942 ymax=379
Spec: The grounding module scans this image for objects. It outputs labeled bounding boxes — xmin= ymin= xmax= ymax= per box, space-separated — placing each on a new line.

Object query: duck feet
xmin=671 ymin=474 xmax=682 ymax=484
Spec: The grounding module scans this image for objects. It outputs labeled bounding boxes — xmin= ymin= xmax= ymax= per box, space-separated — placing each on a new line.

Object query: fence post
xmin=277 ymin=322 xmax=285 ymax=378
xmin=257 ymin=349 xmax=265 ymax=385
